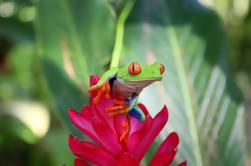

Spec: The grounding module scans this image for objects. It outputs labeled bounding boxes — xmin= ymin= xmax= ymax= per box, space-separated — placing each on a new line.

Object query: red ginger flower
xmin=68 ymin=75 xmax=186 ymax=166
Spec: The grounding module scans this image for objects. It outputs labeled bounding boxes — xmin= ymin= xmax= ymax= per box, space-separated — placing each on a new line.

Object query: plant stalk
xmin=110 ymin=0 xmax=135 ymax=68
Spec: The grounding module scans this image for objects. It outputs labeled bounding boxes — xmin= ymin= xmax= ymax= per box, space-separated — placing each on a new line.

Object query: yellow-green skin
xmin=90 ymin=62 xmax=163 ymax=121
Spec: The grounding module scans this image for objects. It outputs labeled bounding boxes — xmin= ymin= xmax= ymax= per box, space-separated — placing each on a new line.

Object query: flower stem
xmin=110 ymin=0 xmax=135 ymax=68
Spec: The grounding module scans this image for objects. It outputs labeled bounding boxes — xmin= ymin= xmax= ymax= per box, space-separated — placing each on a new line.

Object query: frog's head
xmin=112 ymin=62 xmax=165 ymax=98
xmin=117 ymin=62 xmax=165 ymax=82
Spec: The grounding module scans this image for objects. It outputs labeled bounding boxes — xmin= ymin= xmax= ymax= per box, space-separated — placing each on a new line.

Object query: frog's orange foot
xmin=119 ymin=117 xmax=130 ymax=142
xmin=105 ymin=104 xmax=129 ymax=117
xmin=108 ymin=109 xmax=127 ymax=116
xmin=93 ymin=96 xmax=100 ymax=104
xmin=105 ymin=98 xmax=128 ymax=116
xmin=105 ymin=94 xmax=111 ymax=99
xmin=113 ymin=99 xmax=126 ymax=105
xmin=91 ymin=81 xmax=111 ymax=104
xmin=105 ymin=106 xmax=124 ymax=113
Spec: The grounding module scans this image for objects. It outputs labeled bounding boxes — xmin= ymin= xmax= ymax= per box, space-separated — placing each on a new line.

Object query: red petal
xmin=69 ymin=135 xmax=116 ymax=166
xmin=155 ymin=132 xmax=179 ymax=154
xmin=149 ymin=149 xmax=177 ymax=166
xmin=128 ymin=103 xmax=152 ymax=139
xmin=68 ymin=109 xmax=100 ymax=143
xmin=127 ymin=120 xmax=151 ymax=153
xmin=92 ymin=119 xmax=123 ymax=155
xmin=116 ymin=153 xmax=139 ymax=166
xmin=80 ymin=106 xmax=93 ymax=118
xmin=90 ymin=75 xmax=100 ymax=86
xmin=137 ymin=103 xmax=152 ymax=119
xmin=128 ymin=105 xmax=168 ymax=160
xmin=93 ymin=101 xmax=117 ymax=134
xmin=129 ymin=115 xmax=146 ymax=137
xmin=149 ymin=132 xmax=179 ymax=166
xmin=113 ymin=115 xmax=128 ymax=138
xmin=178 ymin=161 xmax=187 ymax=166
xmin=74 ymin=159 xmax=89 ymax=166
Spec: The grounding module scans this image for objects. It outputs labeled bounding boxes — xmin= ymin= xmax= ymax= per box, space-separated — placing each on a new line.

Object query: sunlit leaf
xmin=120 ymin=0 xmax=246 ymax=165
xmin=33 ymin=0 xmax=115 ymax=132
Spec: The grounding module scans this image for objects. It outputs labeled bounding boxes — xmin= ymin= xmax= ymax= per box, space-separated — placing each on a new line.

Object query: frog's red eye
xmin=160 ymin=63 xmax=165 ymax=74
xmin=128 ymin=62 xmax=141 ymax=75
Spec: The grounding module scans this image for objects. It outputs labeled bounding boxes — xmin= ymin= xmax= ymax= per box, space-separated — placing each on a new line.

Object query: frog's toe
xmin=105 ymin=94 xmax=111 ymax=99
xmin=108 ymin=109 xmax=126 ymax=116
xmin=105 ymin=106 xmax=123 ymax=113
xmin=93 ymin=97 xmax=100 ymax=104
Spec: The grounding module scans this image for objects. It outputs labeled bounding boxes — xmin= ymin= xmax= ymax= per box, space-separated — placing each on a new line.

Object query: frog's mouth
xmin=118 ymin=77 xmax=162 ymax=91
xmin=124 ymin=79 xmax=160 ymax=91
xmin=123 ymin=77 xmax=162 ymax=82
xmin=110 ymin=78 xmax=161 ymax=99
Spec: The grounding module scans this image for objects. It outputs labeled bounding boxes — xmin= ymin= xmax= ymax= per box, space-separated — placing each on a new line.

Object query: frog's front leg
xmin=89 ymin=68 xmax=118 ymax=104
xmin=91 ymin=80 xmax=111 ymax=104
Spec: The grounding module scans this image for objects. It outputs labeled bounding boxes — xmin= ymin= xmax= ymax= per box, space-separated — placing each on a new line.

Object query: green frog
xmin=89 ymin=62 xmax=165 ymax=121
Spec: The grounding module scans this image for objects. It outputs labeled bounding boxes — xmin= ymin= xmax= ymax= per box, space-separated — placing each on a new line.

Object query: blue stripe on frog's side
xmin=128 ymin=105 xmax=146 ymax=121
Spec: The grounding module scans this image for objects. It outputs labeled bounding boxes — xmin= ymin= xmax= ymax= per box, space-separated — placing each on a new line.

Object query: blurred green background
xmin=0 ymin=0 xmax=250 ymax=165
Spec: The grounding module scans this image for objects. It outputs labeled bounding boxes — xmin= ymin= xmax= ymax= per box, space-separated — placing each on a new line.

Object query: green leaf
xmin=33 ymin=0 xmax=115 ymax=133
xmin=0 ymin=101 xmax=50 ymax=144
xmin=0 ymin=42 xmax=35 ymax=100
xmin=43 ymin=129 xmax=74 ymax=166
xmin=120 ymin=0 xmax=246 ymax=165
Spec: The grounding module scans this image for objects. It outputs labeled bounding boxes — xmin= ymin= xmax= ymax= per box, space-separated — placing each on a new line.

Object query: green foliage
xmin=120 ymin=0 xmax=246 ymax=165
xmin=201 ymin=0 xmax=251 ymax=89
xmin=33 ymin=0 xmax=247 ymax=165
xmin=0 ymin=0 xmax=249 ymax=165
xmin=34 ymin=0 xmax=115 ymax=133
xmin=43 ymin=129 xmax=74 ymax=166
xmin=0 ymin=115 xmax=37 ymax=144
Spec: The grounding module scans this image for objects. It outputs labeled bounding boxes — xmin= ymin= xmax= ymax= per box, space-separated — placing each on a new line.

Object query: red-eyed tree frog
xmin=89 ymin=62 xmax=165 ymax=121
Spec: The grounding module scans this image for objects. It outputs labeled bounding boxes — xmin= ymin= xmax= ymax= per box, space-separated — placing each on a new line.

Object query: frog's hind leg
xmin=128 ymin=105 xmax=145 ymax=121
